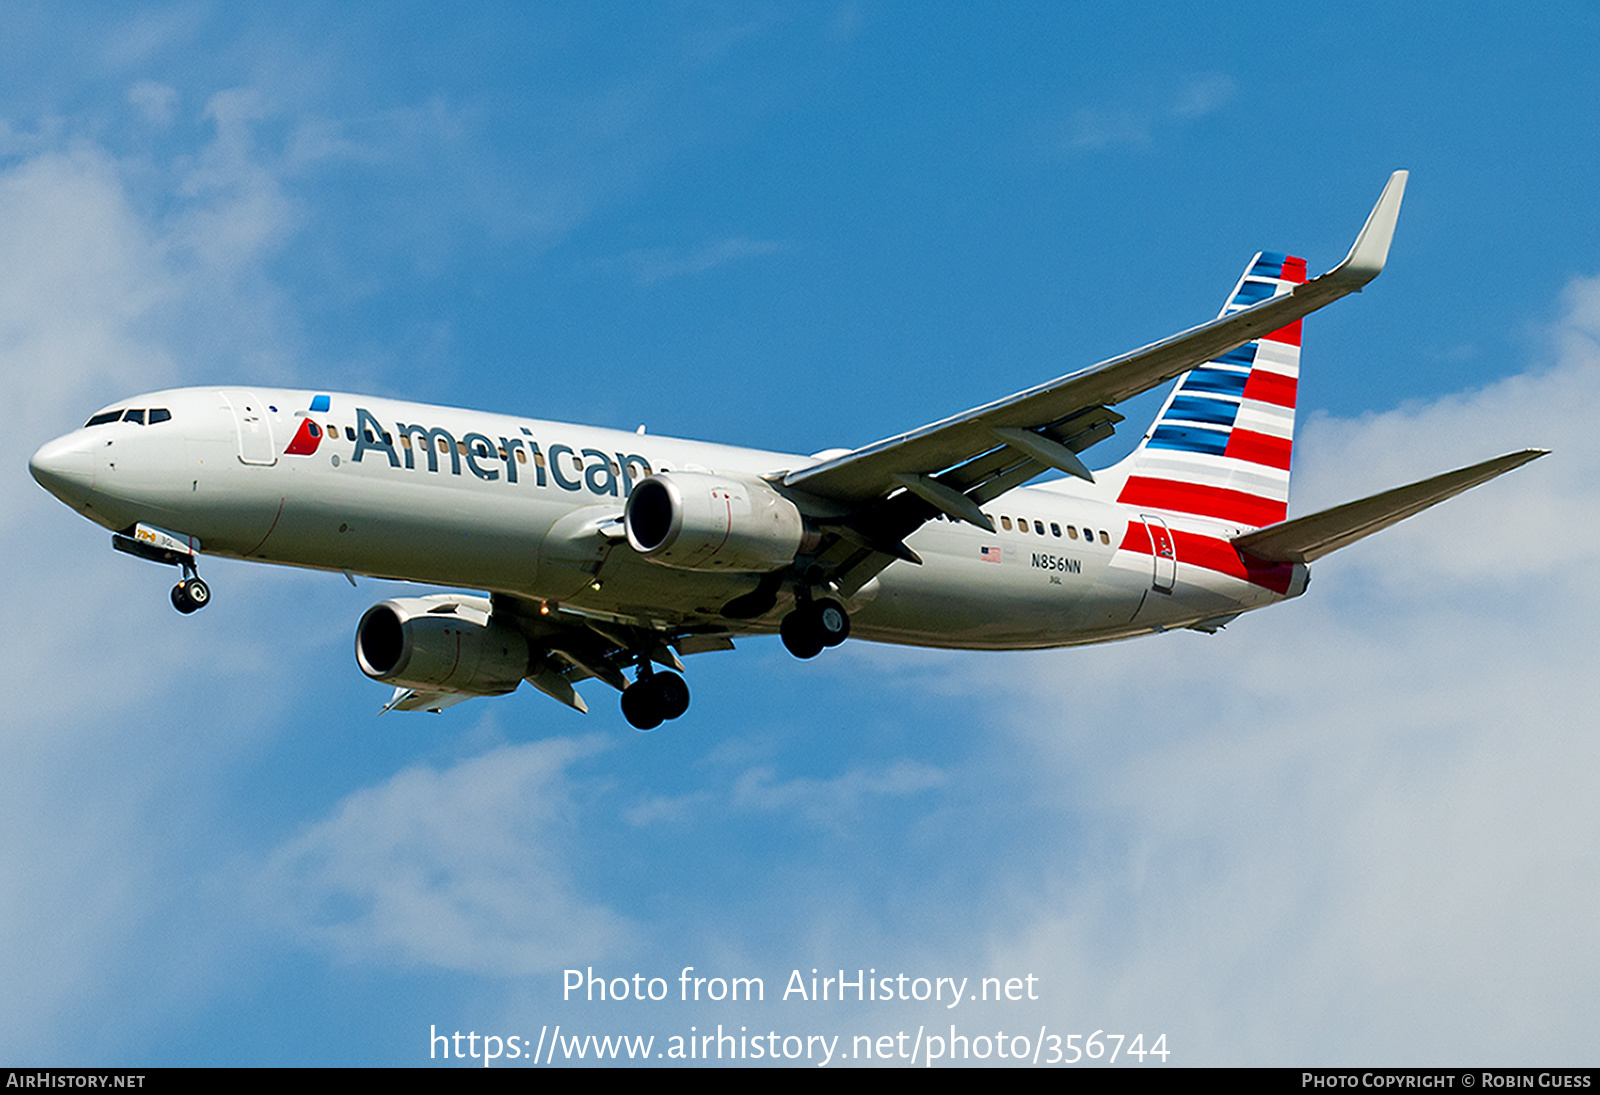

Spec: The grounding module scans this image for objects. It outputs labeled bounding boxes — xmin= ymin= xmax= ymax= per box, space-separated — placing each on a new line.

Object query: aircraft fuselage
xmin=31 ymin=386 xmax=1303 ymax=654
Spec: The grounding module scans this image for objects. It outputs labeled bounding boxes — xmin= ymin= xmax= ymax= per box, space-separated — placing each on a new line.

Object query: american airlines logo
xmin=288 ymin=398 xmax=653 ymax=498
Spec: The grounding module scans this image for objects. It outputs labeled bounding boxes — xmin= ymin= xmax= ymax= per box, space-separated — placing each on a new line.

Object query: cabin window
xmin=1099 ymin=530 xmax=1110 ymax=545
xmin=363 ymin=428 xmax=374 ymax=443
xmin=515 ymin=449 xmax=527 ymax=464
xmin=1034 ymin=520 xmax=1045 ymax=535
xmin=400 ymin=434 xmax=412 ymax=449
xmin=1000 ymin=516 xmax=1013 ymax=531
xmin=437 ymin=437 xmax=449 ymax=453
xmin=1050 ymin=522 xmax=1061 ymax=537
xmin=1067 ymin=526 xmax=1079 ymax=540
xmin=344 ymin=426 xmax=356 ymax=441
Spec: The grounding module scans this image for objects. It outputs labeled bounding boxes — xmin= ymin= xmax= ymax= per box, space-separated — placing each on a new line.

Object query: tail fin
xmin=1112 ymin=252 xmax=1306 ymax=529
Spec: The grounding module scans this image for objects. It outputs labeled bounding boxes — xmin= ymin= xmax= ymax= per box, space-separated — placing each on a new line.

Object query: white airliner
xmin=28 ymin=172 xmax=1545 ymax=729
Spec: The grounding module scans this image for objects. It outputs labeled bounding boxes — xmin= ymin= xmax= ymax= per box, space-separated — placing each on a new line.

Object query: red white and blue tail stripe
xmin=1115 ymin=251 xmax=1305 ymax=529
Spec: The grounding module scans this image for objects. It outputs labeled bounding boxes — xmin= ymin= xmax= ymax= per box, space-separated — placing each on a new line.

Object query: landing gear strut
xmin=780 ymin=597 xmax=850 ymax=659
xmin=620 ymin=667 xmax=691 ymax=731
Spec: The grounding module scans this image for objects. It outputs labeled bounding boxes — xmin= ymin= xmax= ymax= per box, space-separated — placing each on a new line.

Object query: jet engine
xmin=355 ymin=595 xmax=529 ymax=696
xmin=624 ymin=471 xmax=809 ymax=572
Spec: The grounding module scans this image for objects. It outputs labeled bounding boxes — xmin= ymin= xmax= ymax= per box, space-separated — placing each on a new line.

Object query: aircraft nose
xmin=29 ymin=432 xmax=97 ymax=508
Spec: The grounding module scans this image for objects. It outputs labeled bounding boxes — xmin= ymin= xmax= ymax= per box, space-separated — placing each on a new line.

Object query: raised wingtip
xmin=1332 ymin=170 xmax=1409 ymax=286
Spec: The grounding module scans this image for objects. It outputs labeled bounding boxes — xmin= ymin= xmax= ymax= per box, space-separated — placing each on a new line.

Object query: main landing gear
xmin=779 ymin=597 xmax=850 ymax=659
xmin=620 ymin=667 xmax=691 ymax=731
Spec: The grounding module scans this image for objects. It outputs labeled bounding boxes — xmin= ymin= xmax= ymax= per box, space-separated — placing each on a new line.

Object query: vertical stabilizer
xmin=1111 ymin=252 xmax=1306 ymax=528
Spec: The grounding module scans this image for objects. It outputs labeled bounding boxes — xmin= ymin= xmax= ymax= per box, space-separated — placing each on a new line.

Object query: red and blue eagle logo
xmin=283 ymin=394 xmax=332 ymax=456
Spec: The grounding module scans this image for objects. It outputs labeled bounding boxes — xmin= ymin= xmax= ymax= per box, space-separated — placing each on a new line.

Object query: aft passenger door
xmin=1140 ymin=514 xmax=1176 ymax=593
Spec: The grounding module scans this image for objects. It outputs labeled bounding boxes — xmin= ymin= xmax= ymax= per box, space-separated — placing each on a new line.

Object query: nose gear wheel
xmin=171 ymin=567 xmax=210 ymax=615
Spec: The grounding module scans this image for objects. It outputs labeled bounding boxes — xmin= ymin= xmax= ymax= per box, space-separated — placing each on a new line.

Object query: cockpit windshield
xmin=84 ymin=407 xmax=172 ymax=428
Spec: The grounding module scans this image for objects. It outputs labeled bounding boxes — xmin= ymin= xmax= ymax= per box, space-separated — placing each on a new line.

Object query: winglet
xmin=1327 ymin=170 xmax=1408 ymax=289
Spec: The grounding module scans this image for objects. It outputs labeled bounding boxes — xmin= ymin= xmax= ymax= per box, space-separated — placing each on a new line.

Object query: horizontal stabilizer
xmin=1231 ymin=449 xmax=1548 ymax=564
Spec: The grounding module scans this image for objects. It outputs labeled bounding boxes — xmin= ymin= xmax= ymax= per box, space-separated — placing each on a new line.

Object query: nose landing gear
xmin=111 ymin=524 xmax=212 ymax=615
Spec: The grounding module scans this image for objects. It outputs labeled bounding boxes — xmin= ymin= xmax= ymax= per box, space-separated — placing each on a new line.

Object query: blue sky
xmin=5 ymin=3 xmax=1599 ymax=1067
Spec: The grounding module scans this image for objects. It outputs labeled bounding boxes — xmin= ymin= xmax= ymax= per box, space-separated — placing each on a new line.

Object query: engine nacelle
xmin=624 ymin=471 xmax=806 ymax=572
xmin=355 ymin=595 xmax=529 ymax=696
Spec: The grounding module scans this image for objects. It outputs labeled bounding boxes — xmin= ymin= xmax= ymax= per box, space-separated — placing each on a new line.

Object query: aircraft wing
xmin=783 ymin=171 xmax=1409 ymax=512
xmin=1231 ymin=449 xmax=1548 ymax=564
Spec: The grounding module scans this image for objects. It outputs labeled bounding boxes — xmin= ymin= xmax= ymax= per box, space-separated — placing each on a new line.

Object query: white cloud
xmin=1171 ymin=73 xmax=1236 ymax=119
xmin=127 ymin=80 xmax=179 ymax=127
xmin=826 ymin=4 xmax=865 ymax=44
xmin=600 ymin=236 xmax=787 ymax=285
xmin=1066 ymin=72 xmax=1236 ymax=151
xmin=257 ymin=737 xmax=632 ymax=975
xmin=176 ymin=89 xmax=300 ymax=276
xmin=0 ymin=147 xmax=177 ymax=425
xmin=1066 ymin=105 xmax=1155 ymax=152
xmin=622 ymin=753 xmax=948 ymax=830
xmin=624 ymin=790 xmax=714 ymax=827
xmin=99 ymin=3 xmax=210 ymax=70
xmin=732 ymin=760 xmax=949 ymax=830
